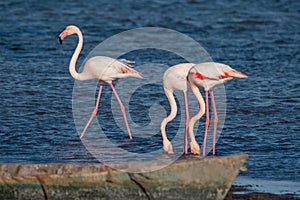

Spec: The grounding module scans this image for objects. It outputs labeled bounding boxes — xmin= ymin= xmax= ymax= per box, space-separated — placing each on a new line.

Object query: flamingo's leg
xmin=210 ymin=90 xmax=218 ymax=156
xmin=80 ymin=82 xmax=104 ymax=139
xmin=109 ymin=82 xmax=133 ymax=140
xmin=183 ymin=91 xmax=189 ymax=154
xmin=203 ymin=90 xmax=210 ymax=157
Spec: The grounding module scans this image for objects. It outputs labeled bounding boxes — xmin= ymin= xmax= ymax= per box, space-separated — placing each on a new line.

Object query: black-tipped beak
xmin=59 ymin=36 xmax=63 ymax=45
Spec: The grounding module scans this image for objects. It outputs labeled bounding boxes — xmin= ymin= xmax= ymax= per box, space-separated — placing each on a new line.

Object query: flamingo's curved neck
xmin=69 ymin=29 xmax=83 ymax=80
xmin=188 ymin=82 xmax=205 ymax=143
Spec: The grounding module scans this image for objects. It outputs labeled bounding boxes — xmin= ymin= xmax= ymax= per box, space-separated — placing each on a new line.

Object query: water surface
xmin=0 ymin=0 xmax=299 ymax=195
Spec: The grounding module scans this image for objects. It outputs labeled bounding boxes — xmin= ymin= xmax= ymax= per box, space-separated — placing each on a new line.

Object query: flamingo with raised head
xmin=59 ymin=25 xmax=143 ymax=140
xmin=161 ymin=63 xmax=202 ymax=155
xmin=188 ymin=62 xmax=248 ymax=156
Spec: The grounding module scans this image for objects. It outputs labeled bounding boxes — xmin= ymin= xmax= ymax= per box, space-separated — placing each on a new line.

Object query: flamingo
xmin=58 ymin=25 xmax=143 ymax=140
xmin=188 ymin=62 xmax=248 ymax=156
xmin=161 ymin=63 xmax=202 ymax=155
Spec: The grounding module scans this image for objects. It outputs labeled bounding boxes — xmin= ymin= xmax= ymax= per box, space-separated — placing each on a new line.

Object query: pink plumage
xmin=161 ymin=63 xmax=201 ymax=155
xmin=59 ymin=25 xmax=143 ymax=140
xmin=188 ymin=62 xmax=248 ymax=156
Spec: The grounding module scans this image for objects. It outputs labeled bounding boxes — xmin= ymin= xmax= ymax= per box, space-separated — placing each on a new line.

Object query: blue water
xmin=0 ymin=0 xmax=299 ymax=195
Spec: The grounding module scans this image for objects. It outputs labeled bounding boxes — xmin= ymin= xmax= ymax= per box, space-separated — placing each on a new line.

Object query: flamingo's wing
xmin=118 ymin=59 xmax=135 ymax=66
xmin=112 ymin=61 xmax=143 ymax=79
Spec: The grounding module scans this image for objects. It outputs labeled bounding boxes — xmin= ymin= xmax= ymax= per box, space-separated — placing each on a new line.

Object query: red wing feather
xmin=190 ymin=72 xmax=217 ymax=80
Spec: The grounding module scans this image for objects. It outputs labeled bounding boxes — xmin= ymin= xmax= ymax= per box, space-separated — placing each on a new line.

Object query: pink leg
xmin=183 ymin=91 xmax=189 ymax=154
xmin=210 ymin=90 xmax=218 ymax=156
xmin=203 ymin=90 xmax=209 ymax=157
xmin=109 ymin=82 xmax=133 ymax=140
xmin=80 ymin=82 xmax=103 ymax=139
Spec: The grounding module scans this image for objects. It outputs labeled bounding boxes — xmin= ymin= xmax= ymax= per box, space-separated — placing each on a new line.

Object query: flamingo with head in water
xmin=161 ymin=63 xmax=202 ymax=155
xmin=59 ymin=25 xmax=143 ymax=140
xmin=188 ymin=62 xmax=248 ymax=156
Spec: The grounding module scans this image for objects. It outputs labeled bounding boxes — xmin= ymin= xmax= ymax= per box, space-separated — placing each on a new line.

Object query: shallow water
xmin=0 ymin=0 xmax=299 ymax=195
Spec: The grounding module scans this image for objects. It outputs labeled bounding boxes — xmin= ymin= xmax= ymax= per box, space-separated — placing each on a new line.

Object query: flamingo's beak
xmin=58 ymin=36 xmax=63 ymax=44
xmin=58 ymin=29 xmax=68 ymax=45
